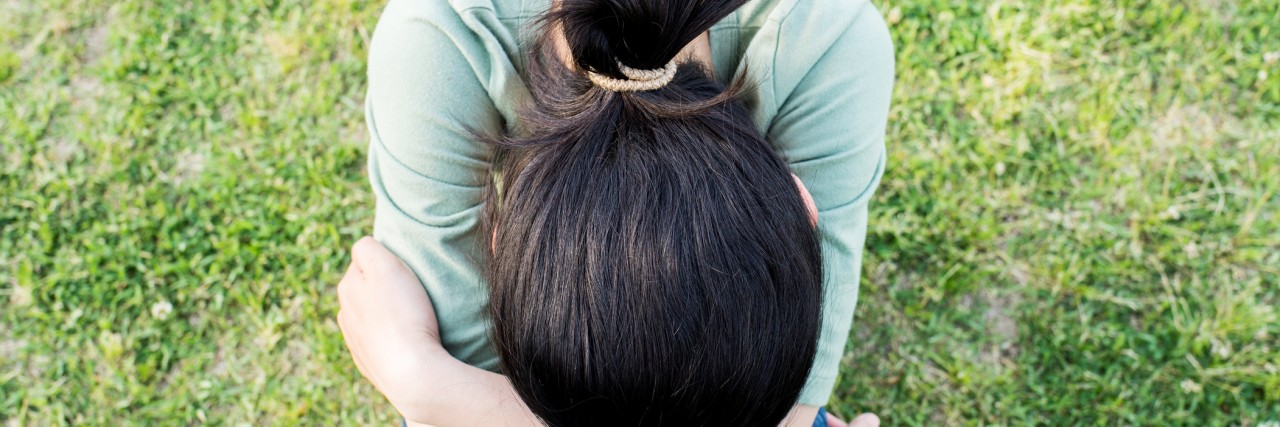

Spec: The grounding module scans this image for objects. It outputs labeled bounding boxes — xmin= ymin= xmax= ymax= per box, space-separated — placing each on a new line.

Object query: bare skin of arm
xmin=345 ymin=175 xmax=838 ymax=427
xmin=339 ymin=237 xmax=878 ymax=427
xmin=340 ymin=9 xmax=876 ymax=426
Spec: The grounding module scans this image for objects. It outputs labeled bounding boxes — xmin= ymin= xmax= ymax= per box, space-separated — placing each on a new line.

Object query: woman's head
xmin=482 ymin=0 xmax=823 ymax=425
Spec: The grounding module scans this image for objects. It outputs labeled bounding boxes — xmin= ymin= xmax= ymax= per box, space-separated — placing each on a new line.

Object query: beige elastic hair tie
xmin=587 ymin=61 xmax=679 ymax=92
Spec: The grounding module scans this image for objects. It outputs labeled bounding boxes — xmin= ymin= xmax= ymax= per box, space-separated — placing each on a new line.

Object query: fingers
xmin=848 ymin=413 xmax=880 ymax=427
xmin=351 ymin=236 xmax=410 ymax=278
xmin=335 ymin=260 xmax=363 ymax=311
xmin=826 ymin=411 xmax=849 ymax=427
xmin=336 ymin=260 xmax=376 ymax=382
xmin=350 ymin=236 xmax=381 ymax=271
xmin=337 ymin=310 xmax=367 ymax=375
xmin=337 ymin=236 xmax=446 ymax=416
xmin=791 ymin=174 xmax=818 ymax=228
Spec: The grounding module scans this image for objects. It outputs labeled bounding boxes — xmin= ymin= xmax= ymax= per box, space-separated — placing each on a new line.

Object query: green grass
xmin=1 ymin=0 xmax=1277 ymax=424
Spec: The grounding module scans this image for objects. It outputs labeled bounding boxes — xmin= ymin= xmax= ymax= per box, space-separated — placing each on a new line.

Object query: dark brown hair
xmin=481 ymin=0 xmax=823 ymax=425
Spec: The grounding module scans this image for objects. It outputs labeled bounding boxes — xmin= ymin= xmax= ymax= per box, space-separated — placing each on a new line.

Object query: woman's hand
xmin=782 ymin=405 xmax=879 ymax=427
xmin=337 ymin=237 xmax=875 ymax=427
xmin=337 ymin=237 xmax=451 ymax=423
xmin=823 ymin=411 xmax=881 ymax=427
xmin=337 ymin=237 xmax=539 ymax=426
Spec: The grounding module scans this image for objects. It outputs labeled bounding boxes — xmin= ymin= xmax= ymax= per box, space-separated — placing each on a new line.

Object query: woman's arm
xmin=338 ymin=237 xmax=539 ymax=427
xmin=764 ymin=0 xmax=896 ymax=406
xmin=339 ymin=238 xmax=879 ymax=427
xmin=365 ymin=0 xmax=519 ymax=370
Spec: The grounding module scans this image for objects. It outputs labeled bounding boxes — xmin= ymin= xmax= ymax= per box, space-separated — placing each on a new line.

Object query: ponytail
xmin=482 ymin=0 xmax=824 ymax=425
xmin=550 ymin=0 xmax=743 ymax=81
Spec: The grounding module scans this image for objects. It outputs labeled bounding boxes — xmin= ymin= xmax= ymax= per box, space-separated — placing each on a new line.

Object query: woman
xmin=339 ymin=0 xmax=893 ymax=424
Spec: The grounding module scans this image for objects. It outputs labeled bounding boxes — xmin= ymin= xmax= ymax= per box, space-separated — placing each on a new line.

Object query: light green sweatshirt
xmin=365 ymin=0 xmax=893 ymax=406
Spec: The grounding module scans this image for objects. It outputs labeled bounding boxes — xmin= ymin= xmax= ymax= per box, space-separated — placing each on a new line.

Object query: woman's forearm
xmin=404 ymin=354 xmax=540 ymax=427
xmin=412 ymin=359 xmax=821 ymax=427
xmin=783 ymin=405 xmax=821 ymax=427
xmin=408 ymin=355 xmax=820 ymax=427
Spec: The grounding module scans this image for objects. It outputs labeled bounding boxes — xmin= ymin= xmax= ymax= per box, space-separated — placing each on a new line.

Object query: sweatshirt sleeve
xmin=764 ymin=1 xmax=895 ymax=406
xmin=363 ymin=0 xmax=515 ymax=369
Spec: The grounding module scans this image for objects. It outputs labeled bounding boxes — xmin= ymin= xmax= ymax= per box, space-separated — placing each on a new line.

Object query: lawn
xmin=2 ymin=0 xmax=1278 ymax=425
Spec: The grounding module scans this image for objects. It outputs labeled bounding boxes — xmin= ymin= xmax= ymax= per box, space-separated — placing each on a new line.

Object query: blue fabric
xmin=813 ymin=407 xmax=829 ymax=427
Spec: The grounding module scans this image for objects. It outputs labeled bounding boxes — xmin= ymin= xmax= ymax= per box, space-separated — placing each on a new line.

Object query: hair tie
xmin=587 ymin=61 xmax=679 ymax=92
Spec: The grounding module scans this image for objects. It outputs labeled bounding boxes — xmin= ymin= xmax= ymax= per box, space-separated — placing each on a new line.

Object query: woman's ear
xmin=791 ymin=174 xmax=818 ymax=228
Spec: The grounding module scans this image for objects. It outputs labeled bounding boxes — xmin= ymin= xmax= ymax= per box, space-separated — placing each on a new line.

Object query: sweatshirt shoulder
xmin=736 ymin=0 xmax=872 ymax=29
xmin=737 ymin=0 xmax=889 ymax=125
xmin=372 ymin=0 xmax=539 ymax=44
